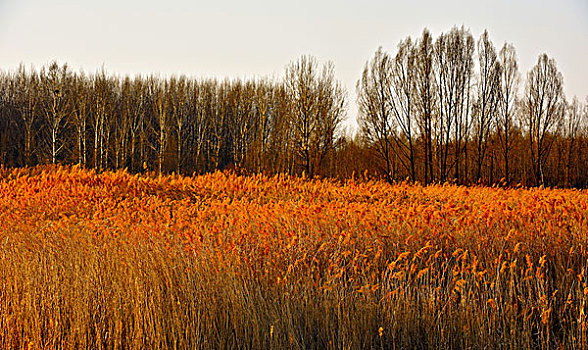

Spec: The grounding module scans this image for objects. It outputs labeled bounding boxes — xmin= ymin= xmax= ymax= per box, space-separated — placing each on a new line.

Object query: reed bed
xmin=0 ymin=165 xmax=587 ymax=349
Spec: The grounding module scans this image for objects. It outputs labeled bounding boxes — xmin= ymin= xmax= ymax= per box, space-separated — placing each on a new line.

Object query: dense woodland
xmin=0 ymin=27 xmax=587 ymax=187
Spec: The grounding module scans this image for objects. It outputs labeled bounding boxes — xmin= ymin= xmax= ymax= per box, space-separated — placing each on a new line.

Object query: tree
xmin=71 ymin=72 xmax=91 ymax=166
xmin=314 ymin=64 xmax=346 ymax=176
xmin=390 ymin=38 xmax=417 ymax=181
xmin=413 ymin=29 xmax=436 ymax=184
xmin=497 ymin=42 xmax=519 ymax=183
xmin=150 ymin=76 xmax=171 ymax=175
xmin=114 ymin=77 xmax=134 ymax=170
xmin=169 ymin=75 xmax=191 ymax=174
xmin=15 ymin=64 xmax=41 ymax=166
xmin=286 ymin=55 xmax=345 ymax=177
xmin=250 ymin=79 xmax=274 ymax=173
xmin=522 ymin=54 xmax=565 ymax=186
xmin=357 ymin=47 xmax=395 ymax=182
xmin=91 ymin=68 xmax=116 ymax=169
xmin=434 ymin=26 xmax=474 ymax=183
xmin=473 ymin=30 xmax=501 ymax=181
xmin=228 ymin=80 xmax=256 ymax=170
xmin=208 ymin=79 xmax=228 ymax=171
xmin=41 ymin=61 xmax=71 ymax=164
xmin=0 ymin=70 xmax=17 ymax=165
xmin=267 ymin=83 xmax=295 ymax=174
xmin=562 ymin=97 xmax=583 ymax=186
xmin=127 ymin=77 xmax=148 ymax=172
xmin=189 ymin=79 xmax=209 ymax=174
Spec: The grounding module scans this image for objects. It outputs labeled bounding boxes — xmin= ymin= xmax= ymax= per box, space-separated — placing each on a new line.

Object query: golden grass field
xmin=0 ymin=166 xmax=587 ymax=349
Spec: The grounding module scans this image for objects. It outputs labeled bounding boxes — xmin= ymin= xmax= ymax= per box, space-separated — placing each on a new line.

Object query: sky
xmin=1 ymin=0 xmax=587 ymax=131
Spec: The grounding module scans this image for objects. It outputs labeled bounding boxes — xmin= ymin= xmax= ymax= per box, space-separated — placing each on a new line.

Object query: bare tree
xmin=228 ymin=80 xmax=256 ymax=169
xmin=207 ymin=79 xmax=228 ymax=170
xmin=497 ymin=42 xmax=519 ymax=183
xmin=413 ymin=29 xmax=436 ymax=184
xmin=149 ymin=76 xmax=171 ymax=175
xmin=71 ymin=72 xmax=90 ymax=166
xmin=169 ymin=75 xmax=191 ymax=174
xmin=286 ymin=56 xmax=345 ymax=177
xmin=41 ymin=61 xmax=71 ymax=164
xmin=562 ymin=97 xmax=583 ymax=186
xmin=286 ymin=56 xmax=317 ymax=176
xmin=314 ymin=63 xmax=346 ymax=176
xmin=114 ymin=77 xmax=134 ymax=169
xmin=268 ymin=83 xmax=295 ymax=174
xmin=522 ymin=54 xmax=565 ymax=186
xmin=0 ymin=70 xmax=16 ymax=165
xmin=91 ymin=68 xmax=116 ymax=169
xmin=434 ymin=26 xmax=474 ymax=183
xmin=390 ymin=38 xmax=417 ymax=181
xmin=15 ymin=64 xmax=41 ymax=166
xmin=126 ymin=77 xmax=148 ymax=171
xmin=473 ymin=30 xmax=501 ymax=181
xmin=357 ymin=48 xmax=395 ymax=181
xmin=189 ymin=79 xmax=209 ymax=174
xmin=357 ymin=48 xmax=394 ymax=181
xmin=251 ymin=79 xmax=274 ymax=172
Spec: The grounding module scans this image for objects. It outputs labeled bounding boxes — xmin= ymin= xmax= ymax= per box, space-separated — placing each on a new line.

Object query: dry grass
xmin=0 ymin=165 xmax=587 ymax=349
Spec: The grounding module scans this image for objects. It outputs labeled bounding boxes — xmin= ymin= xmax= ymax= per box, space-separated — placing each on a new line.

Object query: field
xmin=0 ymin=166 xmax=587 ymax=349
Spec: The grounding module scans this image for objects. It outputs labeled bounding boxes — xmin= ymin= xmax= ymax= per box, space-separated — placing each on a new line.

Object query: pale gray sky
xmin=1 ymin=0 xmax=587 ymax=129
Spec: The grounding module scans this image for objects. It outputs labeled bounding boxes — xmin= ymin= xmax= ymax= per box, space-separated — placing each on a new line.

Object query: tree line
xmin=0 ymin=56 xmax=344 ymax=177
xmin=357 ymin=27 xmax=588 ymax=187
xmin=0 ymin=26 xmax=587 ymax=187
